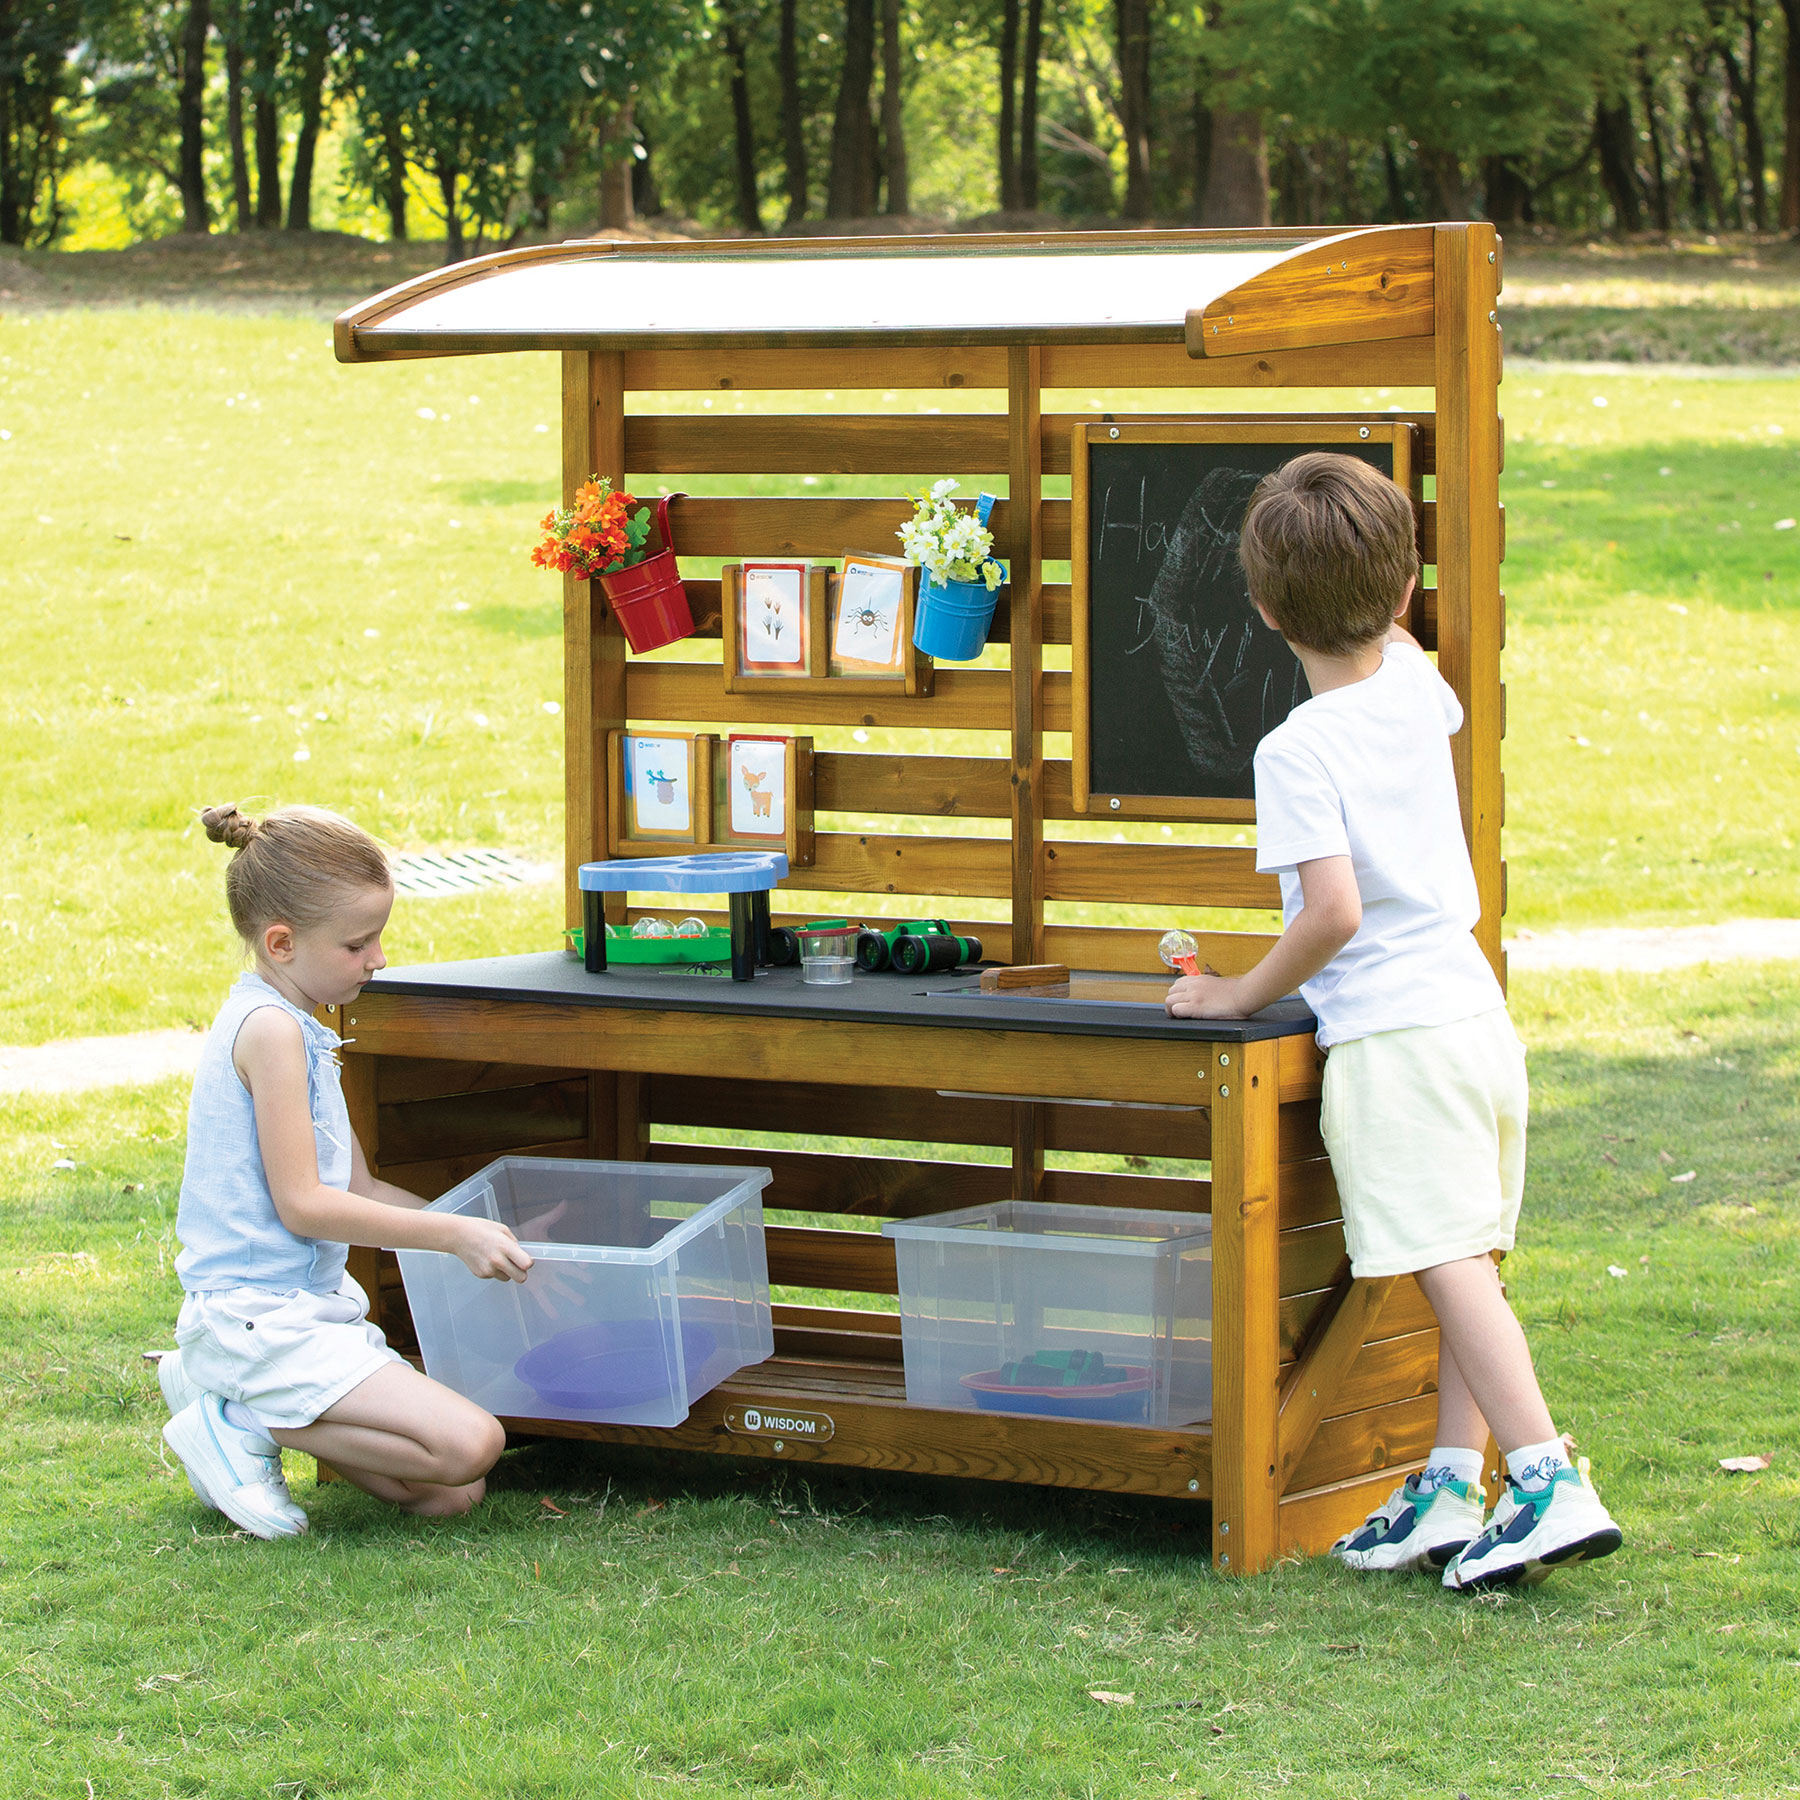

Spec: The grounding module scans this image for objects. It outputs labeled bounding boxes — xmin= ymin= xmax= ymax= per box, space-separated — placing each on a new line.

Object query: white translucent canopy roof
xmin=330 ymin=231 xmax=1392 ymax=360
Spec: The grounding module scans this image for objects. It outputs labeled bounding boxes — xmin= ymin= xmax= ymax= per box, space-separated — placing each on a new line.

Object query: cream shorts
xmin=174 ymin=1275 xmax=406 ymax=1431
xmin=1320 ymin=1007 xmax=1528 ymax=1280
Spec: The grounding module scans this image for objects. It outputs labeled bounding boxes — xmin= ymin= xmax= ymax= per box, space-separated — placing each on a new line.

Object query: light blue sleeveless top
xmin=175 ymin=972 xmax=353 ymax=1295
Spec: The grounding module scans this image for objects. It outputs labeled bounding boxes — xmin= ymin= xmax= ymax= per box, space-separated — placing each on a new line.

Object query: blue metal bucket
xmin=913 ymin=573 xmax=999 ymax=661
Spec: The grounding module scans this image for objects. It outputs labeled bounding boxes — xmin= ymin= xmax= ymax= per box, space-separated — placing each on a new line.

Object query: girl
xmin=160 ymin=802 xmax=531 ymax=1538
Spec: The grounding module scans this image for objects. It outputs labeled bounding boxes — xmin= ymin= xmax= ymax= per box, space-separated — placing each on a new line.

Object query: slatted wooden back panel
xmin=550 ymin=245 xmax=1500 ymax=1358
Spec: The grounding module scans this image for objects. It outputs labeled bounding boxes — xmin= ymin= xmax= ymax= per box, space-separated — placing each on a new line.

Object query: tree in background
xmin=0 ymin=0 xmax=85 ymax=246
xmin=827 ymin=0 xmax=878 ymax=215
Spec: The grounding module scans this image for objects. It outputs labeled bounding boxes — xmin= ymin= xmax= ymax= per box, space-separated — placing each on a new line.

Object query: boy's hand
xmin=454 ymin=1217 xmax=534 ymax=1283
xmin=1165 ymin=972 xmax=1250 ymax=1019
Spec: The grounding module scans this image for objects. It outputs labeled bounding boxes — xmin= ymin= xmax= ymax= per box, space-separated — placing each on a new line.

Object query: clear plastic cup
xmin=798 ymin=926 xmax=857 ymax=985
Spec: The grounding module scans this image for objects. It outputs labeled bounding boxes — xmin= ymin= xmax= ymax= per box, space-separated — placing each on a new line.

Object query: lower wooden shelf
xmin=496 ymin=1350 xmax=1215 ymax=1502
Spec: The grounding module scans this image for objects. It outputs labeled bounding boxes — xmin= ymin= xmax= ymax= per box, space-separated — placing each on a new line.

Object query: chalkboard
xmin=1070 ymin=422 xmax=1413 ymax=815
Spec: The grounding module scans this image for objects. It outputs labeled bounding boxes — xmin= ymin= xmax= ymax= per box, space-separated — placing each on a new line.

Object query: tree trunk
xmin=1416 ymin=145 xmax=1468 ymax=217
xmin=1717 ymin=12 xmax=1769 ymax=232
xmin=1020 ymin=0 xmax=1043 ymax=209
xmin=598 ymin=98 xmax=636 ymax=230
xmin=1115 ymin=0 xmax=1152 ymax=218
xmin=1637 ymin=48 xmax=1672 ymax=232
xmin=383 ymin=114 xmax=408 ymax=239
xmin=998 ymin=0 xmax=1019 ymax=211
xmin=1482 ymin=155 xmax=1530 ymax=227
xmin=439 ymin=161 xmax=464 ymax=263
xmin=0 ymin=0 xmax=20 ymax=248
xmin=1594 ymin=95 xmax=1645 ymax=231
xmin=826 ymin=0 xmax=877 ymax=218
xmin=285 ymin=24 xmax=327 ymax=232
xmin=1190 ymin=98 xmax=1212 ymax=219
xmin=1682 ymin=63 xmax=1726 ymax=224
xmin=225 ymin=16 xmax=252 ymax=231
xmin=1202 ymin=109 xmax=1268 ymax=225
xmin=723 ymin=14 xmax=764 ymax=232
xmin=1781 ymin=0 xmax=1800 ymax=232
xmin=1383 ymin=135 xmax=1408 ymax=221
xmin=178 ymin=0 xmax=211 ymax=233
xmin=879 ymin=0 xmax=907 ymax=214
xmin=779 ymin=0 xmax=807 ymax=223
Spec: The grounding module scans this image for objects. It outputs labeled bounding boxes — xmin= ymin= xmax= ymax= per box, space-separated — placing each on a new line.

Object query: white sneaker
xmin=1330 ymin=1474 xmax=1487 ymax=1573
xmin=154 ymin=1348 xmax=201 ymax=1416
xmin=163 ymin=1395 xmax=308 ymax=1539
xmin=1442 ymin=1466 xmax=1622 ymax=1592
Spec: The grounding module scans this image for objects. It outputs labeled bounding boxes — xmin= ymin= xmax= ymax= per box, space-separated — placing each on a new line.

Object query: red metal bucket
xmin=596 ymin=492 xmax=694 ymax=653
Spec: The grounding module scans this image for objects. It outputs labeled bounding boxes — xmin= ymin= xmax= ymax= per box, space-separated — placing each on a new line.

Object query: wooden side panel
xmin=1434 ymin=223 xmax=1506 ymax=979
xmin=1207 ymin=1038 xmax=1281 ymax=1573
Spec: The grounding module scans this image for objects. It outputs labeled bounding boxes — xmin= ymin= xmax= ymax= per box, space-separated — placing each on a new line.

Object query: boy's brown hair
xmin=1237 ymin=453 xmax=1419 ymax=655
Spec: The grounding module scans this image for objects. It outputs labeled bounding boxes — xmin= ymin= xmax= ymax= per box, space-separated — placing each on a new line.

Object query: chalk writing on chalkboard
xmin=1072 ymin=425 xmax=1410 ymax=812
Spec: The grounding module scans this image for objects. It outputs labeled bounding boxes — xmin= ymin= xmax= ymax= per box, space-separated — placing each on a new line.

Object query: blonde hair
xmin=1237 ymin=454 xmax=1419 ymax=656
xmin=200 ymin=803 xmax=391 ymax=942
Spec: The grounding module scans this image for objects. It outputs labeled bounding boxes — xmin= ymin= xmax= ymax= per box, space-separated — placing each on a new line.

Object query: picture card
xmin=727 ymin=735 xmax=789 ymax=840
xmin=831 ymin=554 xmax=907 ymax=673
xmin=738 ymin=560 xmax=808 ymax=672
xmin=623 ymin=734 xmax=696 ymax=840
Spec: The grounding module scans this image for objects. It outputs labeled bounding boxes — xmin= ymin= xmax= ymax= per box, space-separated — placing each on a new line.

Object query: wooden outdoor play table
xmin=333 ymin=954 xmax=1440 ymax=1574
xmin=332 ymin=220 xmax=1504 ymax=1571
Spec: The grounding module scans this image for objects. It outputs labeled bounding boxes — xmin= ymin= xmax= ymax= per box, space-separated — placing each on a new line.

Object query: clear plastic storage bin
xmin=883 ymin=1201 xmax=1211 ymax=1426
xmin=397 ymin=1157 xmax=774 ymax=1427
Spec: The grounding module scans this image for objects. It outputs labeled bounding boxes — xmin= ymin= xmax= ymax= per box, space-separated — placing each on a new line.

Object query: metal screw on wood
xmin=1488 ymin=310 xmax=1497 ymax=322
xmin=1358 ymin=426 xmax=1370 ymax=438
xmin=1219 ymin=1053 xmax=1229 ymax=1065
xmin=1220 ymin=1554 xmax=1230 ymax=1567
xmin=773 ymin=1440 xmax=785 ymax=1453
xmin=1109 ymin=427 xmax=1120 ymax=438
xmin=1187 ymin=1478 xmax=1199 ymax=1492
xmin=1109 ymin=797 xmax=1121 ymax=809
xmin=1219 ymin=1521 xmax=1230 ymax=1534
xmin=1488 ymin=250 xmax=1497 ymax=262
xmin=1218 ymin=1084 xmax=1229 ymax=1096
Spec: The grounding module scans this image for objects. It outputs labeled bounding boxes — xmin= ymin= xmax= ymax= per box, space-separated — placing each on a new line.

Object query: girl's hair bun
xmin=200 ymin=803 xmax=259 ymax=851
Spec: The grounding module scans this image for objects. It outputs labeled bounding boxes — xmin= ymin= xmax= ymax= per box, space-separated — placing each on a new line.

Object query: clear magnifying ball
xmin=632 ymin=917 xmax=674 ymax=939
xmin=1158 ymin=928 xmax=1199 ymax=969
xmin=674 ymin=917 xmax=709 ymax=938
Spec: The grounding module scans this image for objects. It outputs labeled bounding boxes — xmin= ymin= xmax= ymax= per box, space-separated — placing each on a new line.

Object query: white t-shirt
xmin=1253 ymin=639 xmax=1503 ymax=1048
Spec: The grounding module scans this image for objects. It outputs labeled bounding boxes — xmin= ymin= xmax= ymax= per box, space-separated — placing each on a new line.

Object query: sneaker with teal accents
xmin=163 ymin=1394 xmax=308 ymax=1539
xmin=1442 ymin=1465 xmax=1621 ymax=1592
xmin=1330 ymin=1473 xmax=1487 ymax=1573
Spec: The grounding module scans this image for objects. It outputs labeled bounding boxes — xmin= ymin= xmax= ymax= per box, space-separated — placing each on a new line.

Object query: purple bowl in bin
xmin=960 ymin=1365 xmax=1154 ymax=1422
xmin=516 ymin=1320 xmax=719 ymax=1412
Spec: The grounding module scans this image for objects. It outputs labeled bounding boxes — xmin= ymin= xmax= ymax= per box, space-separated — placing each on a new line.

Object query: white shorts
xmin=174 ymin=1276 xmax=406 ymax=1431
xmin=1320 ymin=1007 xmax=1528 ymax=1280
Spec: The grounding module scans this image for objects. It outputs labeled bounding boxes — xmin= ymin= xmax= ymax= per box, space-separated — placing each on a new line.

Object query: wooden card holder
xmin=722 ymin=558 xmax=932 ymax=697
xmin=826 ymin=554 xmax=933 ymax=696
xmin=712 ymin=732 xmax=816 ymax=867
xmin=605 ymin=731 xmax=715 ymax=855
xmin=722 ymin=562 xmax=830 ymax=691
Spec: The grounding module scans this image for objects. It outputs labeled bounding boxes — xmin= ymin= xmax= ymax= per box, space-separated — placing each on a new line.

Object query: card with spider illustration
xmin=827 ymin=553 xmax=931 ymax=695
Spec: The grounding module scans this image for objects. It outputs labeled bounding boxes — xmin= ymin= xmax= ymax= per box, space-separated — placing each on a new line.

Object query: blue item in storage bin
xmin=396 ymin=1156 xmax=774 ymax=1427
xmin=579 ymin=852 xmax=789 ymax=982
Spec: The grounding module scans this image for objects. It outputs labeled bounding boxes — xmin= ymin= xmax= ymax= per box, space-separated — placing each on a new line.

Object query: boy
xmin=1165 ymin=453 xmax=1622 ymax=1591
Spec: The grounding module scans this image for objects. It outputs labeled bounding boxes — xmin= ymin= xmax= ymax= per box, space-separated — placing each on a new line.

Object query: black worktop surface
xmin=362 ymin=953 xmax=1317 ymax=1044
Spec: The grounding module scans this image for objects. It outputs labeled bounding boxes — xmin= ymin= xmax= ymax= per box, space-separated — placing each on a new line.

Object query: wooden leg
xmin=1208 ymin=1038 xmax=1281 ymax=1574
xmin=1010 ymin=1101 xmax=1045 ymax=1206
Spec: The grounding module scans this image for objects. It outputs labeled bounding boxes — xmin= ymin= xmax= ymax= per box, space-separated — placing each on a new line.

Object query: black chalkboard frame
xmin=1069 ymin=419 xmax=1416 ymax=820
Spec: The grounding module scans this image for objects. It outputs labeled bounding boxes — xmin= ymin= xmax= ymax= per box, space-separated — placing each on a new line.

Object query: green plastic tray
xmin=564 ymin=926 xmax=732 ymax=965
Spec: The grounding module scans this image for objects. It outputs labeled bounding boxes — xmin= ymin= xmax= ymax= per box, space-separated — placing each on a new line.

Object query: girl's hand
xmin=454 ymin=1217 xmax=534 ymax=1283
xmin=1165 ymin=973 xmax=1250 ymax=1020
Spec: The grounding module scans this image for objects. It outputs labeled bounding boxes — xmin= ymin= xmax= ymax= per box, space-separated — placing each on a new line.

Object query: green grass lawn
xmin=3 ymin=244 xmax=1798 ymax=1793
xmin=1 ymin=298 xmax=1795 ymax=1042
xmin=2 ymin=965 xmax=1795 ymax=1797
